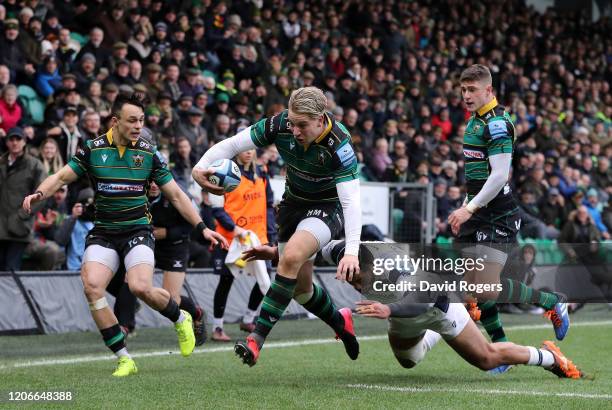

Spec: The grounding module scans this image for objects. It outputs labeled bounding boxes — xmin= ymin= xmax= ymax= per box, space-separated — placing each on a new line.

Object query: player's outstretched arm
xmin=160 ymin=179 xmax=229 ymax=248
xmin=242 ymin=244 xmax=279 ymax=263
xmin=192 ymin=126 xmax=259 ymax=194
xmin=23 ymin=164 xmax=78 ymax=214
xmin=336 ymin=179 xmax=361 ymax=282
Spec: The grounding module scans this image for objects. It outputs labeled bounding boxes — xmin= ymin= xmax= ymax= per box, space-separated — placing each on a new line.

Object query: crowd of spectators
xmin=0 ymin=0 xmax=610 ymax=271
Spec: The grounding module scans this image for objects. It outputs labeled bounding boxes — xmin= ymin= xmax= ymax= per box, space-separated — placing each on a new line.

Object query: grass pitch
xmin=2 ymin=305 xmax=612 ymax=409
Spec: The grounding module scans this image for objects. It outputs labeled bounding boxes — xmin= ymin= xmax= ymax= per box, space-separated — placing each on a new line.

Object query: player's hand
xmin=203 ymin=227 xmax=229 ymax=249
xmin=448 ymin=206 xmax=473 ymax=236
xmin=22 ymin=192 xmax=43 ymax=214
xmin=192 ymin=167 xmax=225 ymax=195
xmin=242 ymin=244 xmax=278 ymax=262
xmin=355 ymin=300 xmax=391 ymax=319
xmin=336 ymin=254 xmax=359 ymax=282
xmin=153 ymin=227 xmax=167 ymax=240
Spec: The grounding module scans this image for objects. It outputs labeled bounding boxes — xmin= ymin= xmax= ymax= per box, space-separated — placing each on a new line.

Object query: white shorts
xmin=388 ymin=303 xmax=470 ymax=341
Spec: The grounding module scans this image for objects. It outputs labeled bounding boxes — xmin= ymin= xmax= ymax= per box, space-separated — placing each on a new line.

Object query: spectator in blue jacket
xmin=34 ymin=55 xmax=62 ymax=99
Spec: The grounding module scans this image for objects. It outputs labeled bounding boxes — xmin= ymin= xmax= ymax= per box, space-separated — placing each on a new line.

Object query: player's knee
xmin=82 ymin=282 xmax=105 ymax=301
xmin=129 ymin=280 xmax=153 ymax=300
xmin=278 ymin=248 xmax=306 ymax=275
xmin=391 ymin=343 xmax=426 ymax=369
xmin=395 ymin=357 xmax=418 ymax=369
xmin=81 ymin=272 xmax=104 ymax=300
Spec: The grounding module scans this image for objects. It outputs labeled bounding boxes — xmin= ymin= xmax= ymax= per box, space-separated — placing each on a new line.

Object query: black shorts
xmin=155 ymin=239 xmax=190 ymax=272
xmin=85 ymin=226 xmax=155 ymax=260
xmin=277 ymin=197 xmax=344 ymax=243
xmin=213 ymin=247 xmax=232 ymax=276
xmin=456 ymin=207 xmax=522 ymax=245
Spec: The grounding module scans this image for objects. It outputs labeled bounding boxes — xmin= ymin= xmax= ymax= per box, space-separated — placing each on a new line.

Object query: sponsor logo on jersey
xmin=515 ymin=219 xmax=522 ymax=230
xmin=139 ymin=140 xmax=150 ymax=150
xmin=306 ymin=209 xmax=322 ymax=217
xmin=495 ymin=228 xmax=508 ymax=237
xmin=173 ymin=260 xmax=183 ymax=268
xmin=93 ymin=139 xmax=104 ymax=147
xmin=464 ymin=149 xmax=485 ymax=159
xmin=289 ymin=168 xmax=334 ymax=183
xmin=328 ymin=138 xmax=334 ymax=147
xmin=97 ymin=182 xmax=144 ymax=193
xmin=336 ymin=144 xmax=356 ymax=167
xmin=488 ymin=119 xmax=508 ymax=139
xmin=269 ymin=115 xmax=276 ymax=133
xmin=318 ymin=151 xmax=326 ymax=164
xmin=476 ymin=231 xmax=488 ymax=241
xmin=132 ymin=154 xmax=144 ymax=167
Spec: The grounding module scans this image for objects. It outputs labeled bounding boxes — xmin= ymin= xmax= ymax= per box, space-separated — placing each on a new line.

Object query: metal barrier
xmin=270 ymin=179 xmax=436 ymax=243
xmin=386 ymin=182 xmax=436 ymax=244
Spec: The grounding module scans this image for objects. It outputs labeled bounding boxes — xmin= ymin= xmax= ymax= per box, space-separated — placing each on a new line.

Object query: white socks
xmin=213 ymin=317 xmax=224 ymax=330
xmin=527 ymin=346 xmax=555 ymax=368
xmin=243 ymin=309 xmax=257 ymax=324
xmin=116 ymin=348 xmax=131 ymax=359
xmin=423 ymin=330 xmax=442 ymax=351
xmin=176 ymin=310 xmax=186 ymax=324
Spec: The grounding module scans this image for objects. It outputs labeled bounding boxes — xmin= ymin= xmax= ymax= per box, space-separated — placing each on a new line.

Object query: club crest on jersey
xmin=132 ymin=154 xmax=144 ymax=167
xmin=328 ymin=138 xmax=334 ymax=147
xmin=473 ymin=123 xmax=481 ymax=132
xmin=318 ymin=151 xmax=326 ymax=164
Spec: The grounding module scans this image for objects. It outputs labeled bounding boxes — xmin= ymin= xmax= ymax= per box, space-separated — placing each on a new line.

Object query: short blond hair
xmin=288 ymin=86 xmax=327 ymax=118
xmin=460 ymin=64 xmax=492 ymax=85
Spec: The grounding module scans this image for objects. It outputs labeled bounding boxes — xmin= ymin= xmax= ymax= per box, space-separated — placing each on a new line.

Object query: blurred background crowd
xmin=0 ymin=0 xmax=610 ymax=272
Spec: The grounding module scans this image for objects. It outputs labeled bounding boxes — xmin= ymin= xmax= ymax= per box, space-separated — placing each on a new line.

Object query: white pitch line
xmin=2 ymin=320 xmax=612 ymax=370
xmin=346 ymin=384 xmax=612 ymax=400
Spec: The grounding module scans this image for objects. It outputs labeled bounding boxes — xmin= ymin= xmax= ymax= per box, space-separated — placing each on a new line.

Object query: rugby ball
xmin=208 ymin=159 xmax=242 ymax=193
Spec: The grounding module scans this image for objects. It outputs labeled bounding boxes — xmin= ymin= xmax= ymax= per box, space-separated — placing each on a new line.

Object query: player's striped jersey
xmin=463 ymin=97 xmax=515 ymax=201
xmin=250 ymin=109 xmax=358 ymax=202
xmin=67 ymin=129 xmax=173 ymax=229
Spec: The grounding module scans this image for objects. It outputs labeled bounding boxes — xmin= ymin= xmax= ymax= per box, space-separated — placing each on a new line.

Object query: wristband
xmin=465 ymin=202 xmax=478 ymax=214
xmin=35 ymin=190 xmax=44 ymax=199
xmin=195 ymin=221 xmax=207 ymax=232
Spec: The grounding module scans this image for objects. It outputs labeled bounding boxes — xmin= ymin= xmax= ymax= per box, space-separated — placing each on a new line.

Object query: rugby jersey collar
xmin=477 ymin=96 xmax=498 ymax=117
xmin=106 ymin=127 xmax=135 ymax=158
xmin=314 ymin=113 xmax=333 ymax=144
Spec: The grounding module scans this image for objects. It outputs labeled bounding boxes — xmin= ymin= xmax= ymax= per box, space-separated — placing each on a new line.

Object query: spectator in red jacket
xmin=0 ymin=84 xmax=22 ymax=133
xmin=431 ymin=107 xmax=452 ymax=141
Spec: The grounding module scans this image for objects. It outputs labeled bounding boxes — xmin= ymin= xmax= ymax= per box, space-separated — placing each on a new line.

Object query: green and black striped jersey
xmin=463 ymin=97 xmax=515 ymax=201
xmin=67 ymin=129 xmax=173 ymax=229
xmin=250 ymin=110 xmax=358 ymax=202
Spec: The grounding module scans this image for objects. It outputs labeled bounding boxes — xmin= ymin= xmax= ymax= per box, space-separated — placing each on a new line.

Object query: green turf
xmin=1 ymin=305 xmax=612 ymax=409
